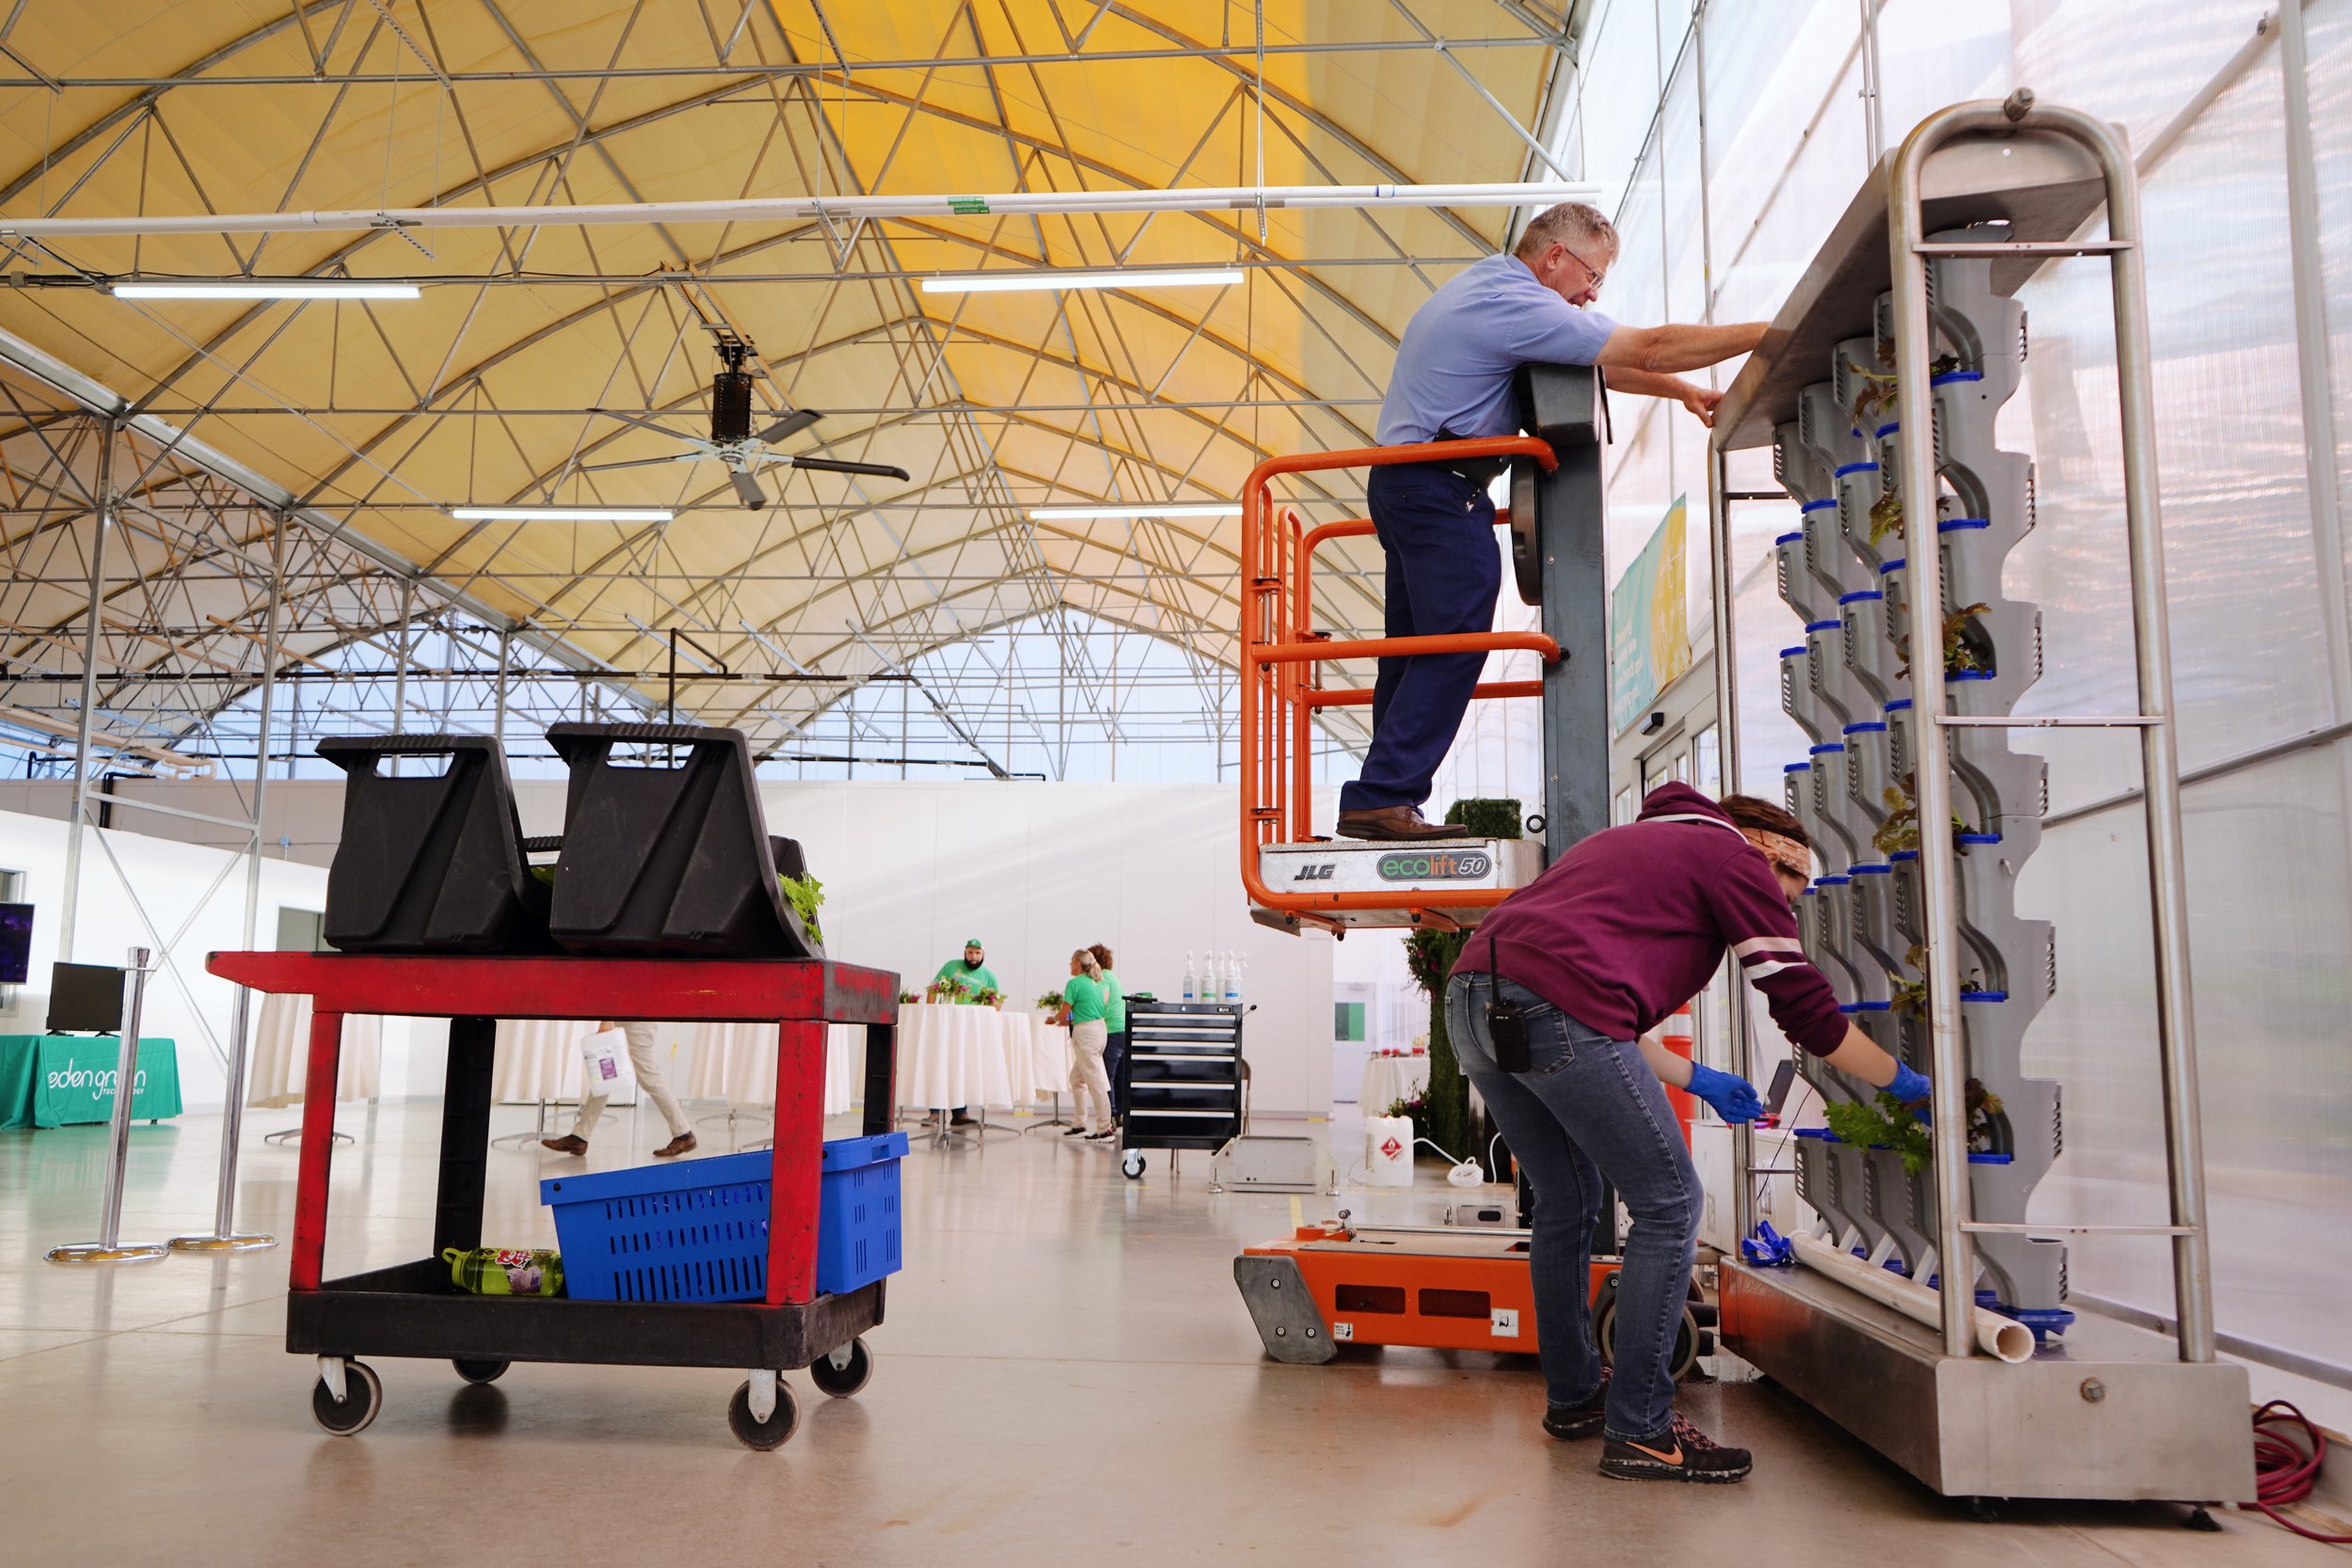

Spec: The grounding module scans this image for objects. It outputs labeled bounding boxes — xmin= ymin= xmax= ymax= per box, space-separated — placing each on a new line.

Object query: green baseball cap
xmin=964 ymin=937 xmax=984 ymax=947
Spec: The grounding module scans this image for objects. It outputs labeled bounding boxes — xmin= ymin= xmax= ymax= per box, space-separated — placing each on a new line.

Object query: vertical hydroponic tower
xmin=1766 ymin=227 xmax=2069 ymax=1338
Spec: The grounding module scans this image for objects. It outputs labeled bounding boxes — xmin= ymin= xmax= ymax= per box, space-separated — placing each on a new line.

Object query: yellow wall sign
xmin=1610 ymin=496 xmax=1693 ymax=735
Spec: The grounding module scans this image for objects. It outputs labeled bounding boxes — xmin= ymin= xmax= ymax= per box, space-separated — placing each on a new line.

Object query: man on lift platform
xmin=1337 ymin=202 xmax=1772 ymax=843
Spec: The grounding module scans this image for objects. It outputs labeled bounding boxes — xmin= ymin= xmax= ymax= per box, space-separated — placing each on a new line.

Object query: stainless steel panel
xmin=1723 ymin=1263 xmax=2254 ymax=1501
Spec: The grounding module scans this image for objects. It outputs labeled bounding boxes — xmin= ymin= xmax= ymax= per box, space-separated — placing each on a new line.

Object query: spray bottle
xmin=1223 ymin=951 xmax=1241 ymax=1004
xmin=1183 ymin=952 xmax=1196 ymax=1003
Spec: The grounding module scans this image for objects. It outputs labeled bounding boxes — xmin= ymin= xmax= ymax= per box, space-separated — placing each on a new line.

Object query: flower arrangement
xmin=898 ymin=990 xmax=922 ymax=1006
xmin=1036 ymin=990 xmax=1067 ymax=1011
xmin=928 ymin=974 xmax=974 ymax=1004
xmin=973 ymin=987 xmax=1004 ymax=1007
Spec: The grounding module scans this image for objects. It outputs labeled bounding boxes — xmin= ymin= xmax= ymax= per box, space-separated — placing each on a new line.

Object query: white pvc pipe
xmin=1791 ymin=1232 xmax=2033 ymax=1364
xmin=0 ymin=182 xmax=1602 ymax=242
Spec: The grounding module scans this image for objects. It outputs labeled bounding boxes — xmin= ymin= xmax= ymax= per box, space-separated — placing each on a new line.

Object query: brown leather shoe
xmin=654 ymin=1132 xmax=698 ymax=1158
xmin=541 ymin=1134 xmax=589 ymax=1156
xmin=1335 ymin=805 xmax=1460 ymax=842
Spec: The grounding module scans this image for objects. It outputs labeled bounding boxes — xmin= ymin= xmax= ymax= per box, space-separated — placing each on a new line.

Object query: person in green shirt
xmin=1051 ymin=947 xmax=1114 ymax=1139
xmin=1089 ymin=943 xmax=1128 ymax=1124
xmin=930 ymin=939 xmax=999 ymax=1005
xmin=925 ymin=939 xmax=998 ymax=1128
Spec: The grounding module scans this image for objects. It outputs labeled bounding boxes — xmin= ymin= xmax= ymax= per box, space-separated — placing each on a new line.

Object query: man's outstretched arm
xmin=1596 ymin=320 xmax=1767 ymax=374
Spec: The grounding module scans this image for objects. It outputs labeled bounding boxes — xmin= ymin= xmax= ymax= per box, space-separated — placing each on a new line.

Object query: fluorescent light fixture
xmin=923 ymin=267 xmax=1245 ymax=294
xmin=110 ymin=280 xmax=422 ymax=300
xmin=449 ymin=506 xmax=674 ymax=523
xmin=1029 ymin=503 xmax=1242 ymax=520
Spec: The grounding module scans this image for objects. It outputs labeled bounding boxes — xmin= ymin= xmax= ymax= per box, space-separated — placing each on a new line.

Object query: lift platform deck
xmin=1249 ymin=835 xmax=1544 ymax=932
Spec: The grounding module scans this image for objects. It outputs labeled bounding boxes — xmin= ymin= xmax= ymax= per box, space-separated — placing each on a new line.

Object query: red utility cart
xmin=206 ymin=950 xmax=898 ymax=1449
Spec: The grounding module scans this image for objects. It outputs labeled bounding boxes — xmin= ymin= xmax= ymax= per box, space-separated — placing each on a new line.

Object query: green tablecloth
xmin=0 ymin=1035 xmax=183 ymax=1130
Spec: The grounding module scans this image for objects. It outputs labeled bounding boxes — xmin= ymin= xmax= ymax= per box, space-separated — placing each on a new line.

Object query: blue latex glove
xmin=1886 ymin=1060 xmax=1933 ymax=1111
xmin=1685 ymin=1061 xmax=1763 ymax=1123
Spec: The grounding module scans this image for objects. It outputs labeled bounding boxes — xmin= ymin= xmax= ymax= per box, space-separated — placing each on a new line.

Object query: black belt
xmin=1430 ymin=430 xmax=1509 ymax=487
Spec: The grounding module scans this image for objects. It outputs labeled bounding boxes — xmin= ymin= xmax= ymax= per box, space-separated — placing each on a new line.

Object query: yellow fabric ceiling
xmin=0 ymin=0 xmax=1567 ymax=734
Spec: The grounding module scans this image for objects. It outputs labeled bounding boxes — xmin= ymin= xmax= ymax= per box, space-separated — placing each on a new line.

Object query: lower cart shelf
xmin=288 ymin=1258 xmax=885 ymax=1369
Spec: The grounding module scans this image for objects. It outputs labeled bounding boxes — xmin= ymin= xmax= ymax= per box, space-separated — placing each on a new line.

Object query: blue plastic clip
xmin=1741 ymin=1223 xmax=1795 ymax=1269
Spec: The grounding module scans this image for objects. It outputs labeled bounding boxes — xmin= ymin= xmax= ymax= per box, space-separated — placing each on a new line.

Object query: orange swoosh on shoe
xmin=1626 ymin=1440 xmax=1683 ymax=1465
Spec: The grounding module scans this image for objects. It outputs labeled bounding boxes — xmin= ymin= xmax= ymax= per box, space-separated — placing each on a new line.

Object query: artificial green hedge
xmin=1443 ymin=797 xmax=1523 ymax=839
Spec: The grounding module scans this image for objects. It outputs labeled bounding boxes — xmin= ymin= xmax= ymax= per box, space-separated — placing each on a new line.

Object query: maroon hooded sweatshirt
xmin=1451 ymin=781 xmax=1848 ymax=1054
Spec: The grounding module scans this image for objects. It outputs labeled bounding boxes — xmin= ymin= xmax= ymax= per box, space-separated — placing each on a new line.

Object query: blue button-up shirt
xmin=1375 ymin=253 xmax=1617 ymax=446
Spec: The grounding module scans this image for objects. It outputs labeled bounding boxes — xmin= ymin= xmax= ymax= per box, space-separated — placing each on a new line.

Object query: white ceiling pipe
xmin=0 ymin=182 xmax=1601 ymax=242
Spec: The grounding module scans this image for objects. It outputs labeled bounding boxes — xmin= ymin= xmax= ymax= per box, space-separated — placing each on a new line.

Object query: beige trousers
xmin=1067 ymin=1018 xmax=1113 ymax=1132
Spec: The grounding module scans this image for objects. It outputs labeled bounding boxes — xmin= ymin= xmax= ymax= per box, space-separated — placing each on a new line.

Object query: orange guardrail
xmin=1240 ymin=436 xmax=1560 ymax=927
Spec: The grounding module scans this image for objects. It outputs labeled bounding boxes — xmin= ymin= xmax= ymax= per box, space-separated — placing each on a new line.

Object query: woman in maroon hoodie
xmin=1449 ymin=782 xmax=1931 ymax=1484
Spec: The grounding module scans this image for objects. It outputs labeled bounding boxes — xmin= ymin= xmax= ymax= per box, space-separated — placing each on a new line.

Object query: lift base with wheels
xmin=1235 ymin=1220 xmax=1711 ymax=1375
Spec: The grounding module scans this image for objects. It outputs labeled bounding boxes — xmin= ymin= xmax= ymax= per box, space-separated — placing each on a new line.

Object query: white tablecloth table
xmin=247 ymin=991 xmax=383 ymax=1107
xmin=683 ymin=1021 xmax=862 ymax=1116
xmin=491 ymin=1019 xmax=602 ymax=1103
xmin=1002 ymin=1011 xmax=1073 ymax=1101
xmin=1359 ymin=1053 xmax=1433 ymax=1115
xmin=897 ymin=1003 xmax=1013 ymax=1113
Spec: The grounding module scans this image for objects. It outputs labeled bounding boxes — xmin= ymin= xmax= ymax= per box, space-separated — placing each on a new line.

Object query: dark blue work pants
xmin=1338 ymin=461 xmax=1502 ymax=815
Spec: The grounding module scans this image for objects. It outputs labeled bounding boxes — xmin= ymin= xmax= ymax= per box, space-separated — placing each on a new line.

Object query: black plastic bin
xmin=545 ymin=721 xmax=820 ymax=958
xmin=317 ymin=735 xmax=549 ymax=954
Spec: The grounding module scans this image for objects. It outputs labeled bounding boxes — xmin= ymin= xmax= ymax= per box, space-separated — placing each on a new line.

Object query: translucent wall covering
xmin=1544 ymin=0 xmax=2352 ymax=1396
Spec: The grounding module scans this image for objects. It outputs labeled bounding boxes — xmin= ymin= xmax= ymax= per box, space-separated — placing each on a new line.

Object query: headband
xmin=1743 ymin=828 xmax=1811 ymax=879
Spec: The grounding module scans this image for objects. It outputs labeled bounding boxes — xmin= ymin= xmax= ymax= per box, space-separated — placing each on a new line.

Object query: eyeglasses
xmin=1560 ymin=243 xmax=1608 ymax=293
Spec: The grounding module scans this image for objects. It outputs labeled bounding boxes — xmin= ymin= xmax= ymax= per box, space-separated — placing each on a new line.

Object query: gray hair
xmin=1515 ymin=202 xmax=1618 ymax=261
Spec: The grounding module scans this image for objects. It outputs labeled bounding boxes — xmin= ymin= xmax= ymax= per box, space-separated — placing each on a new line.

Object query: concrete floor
xmin=0 ymin=1101 xmax=2334 ymax=1568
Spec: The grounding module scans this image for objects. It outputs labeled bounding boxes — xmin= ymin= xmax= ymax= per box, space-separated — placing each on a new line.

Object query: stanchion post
xmin=170 ymin=983 xmax=276 ymax=1252
xmin=48 ymin=947 xmax=169 ymax=1264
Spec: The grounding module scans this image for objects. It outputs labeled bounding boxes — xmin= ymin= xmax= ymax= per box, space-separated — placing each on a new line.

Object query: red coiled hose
xmin=2251 ymin=1401 xmax=2352 ymax=1544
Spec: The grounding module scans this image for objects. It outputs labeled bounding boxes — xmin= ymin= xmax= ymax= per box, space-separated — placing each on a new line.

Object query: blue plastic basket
xmin=541 ymin=1132 xmax=907 ymax=1304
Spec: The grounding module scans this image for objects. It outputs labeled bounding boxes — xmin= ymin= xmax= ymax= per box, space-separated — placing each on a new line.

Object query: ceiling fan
xmin=580 ymin=326 xmax=910 ymax=510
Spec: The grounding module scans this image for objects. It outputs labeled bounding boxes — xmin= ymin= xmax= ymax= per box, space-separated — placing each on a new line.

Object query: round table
xmin=247 ymin=991 xmax=383 ymax=1107
xmin=896 ymin=1004 xmax=1014 ymax=1124
xmin=682 ymin=1020 xmax=863 ymax=1116
xmin=1359 ymin=1053 xmax=1433 ymax=1116
xmin=491 ymin=1019 xmax=602 ymax=1103
xmin=1000 ymin=1011 xmax=1073 ymax=1101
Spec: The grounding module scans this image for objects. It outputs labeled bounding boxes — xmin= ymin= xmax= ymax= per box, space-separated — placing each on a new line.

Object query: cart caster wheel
xmin=1967 ymin=1496 xmax=2005 ymax=1523
xmin=808 ymin=1337 xmax=873 ymax=1399
xmin=726 ymin=1378 xmax=801 ymax=1450
xmin=452 ymin=1357 xmax=509 ymax=1386
xmin=1121 ymin=1150 xmax=1145 ymax=1180
xmin=311 ymin=1360 xmax=383 ymax=1435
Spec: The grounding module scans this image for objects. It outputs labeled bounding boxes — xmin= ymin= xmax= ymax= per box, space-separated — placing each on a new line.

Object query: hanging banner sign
xmin=1609 ymin=495 xmax=1693 ymax=736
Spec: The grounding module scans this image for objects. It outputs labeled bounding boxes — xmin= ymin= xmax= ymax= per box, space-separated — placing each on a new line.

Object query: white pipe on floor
xmin=0 ymin=182 xmax=1602 ymax=242
xmin=1791 ymin=1232 xmax=2034 ymax=1364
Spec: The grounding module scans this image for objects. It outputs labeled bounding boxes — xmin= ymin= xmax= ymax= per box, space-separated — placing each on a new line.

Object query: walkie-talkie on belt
xmin=1484 ymin=925 xmax=1531 ymax=1072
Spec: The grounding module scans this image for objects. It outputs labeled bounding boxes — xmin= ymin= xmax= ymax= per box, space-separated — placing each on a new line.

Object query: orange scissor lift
xmin=1231 ymin=366 xmax=1715 ymax=1374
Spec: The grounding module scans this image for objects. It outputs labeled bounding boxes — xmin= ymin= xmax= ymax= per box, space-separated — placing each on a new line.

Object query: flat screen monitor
xmin=47 ymin=961 xmax=124 ymax=1035
xmin=0 ymin=902 xmax=29 ymax=985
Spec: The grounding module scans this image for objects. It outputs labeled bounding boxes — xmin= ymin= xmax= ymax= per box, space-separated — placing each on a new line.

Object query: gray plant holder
xmin=1764 ymin=243 xmax=2068 ymax=1317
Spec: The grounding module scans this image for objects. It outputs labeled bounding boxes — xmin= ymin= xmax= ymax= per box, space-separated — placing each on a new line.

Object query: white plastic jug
xmin=1365 ymin=1115 xmax=1415 ymax=1187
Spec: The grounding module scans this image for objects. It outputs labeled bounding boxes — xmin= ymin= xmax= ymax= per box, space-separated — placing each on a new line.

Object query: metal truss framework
xmin=0 ymin=2 xmax=1581 ymax=783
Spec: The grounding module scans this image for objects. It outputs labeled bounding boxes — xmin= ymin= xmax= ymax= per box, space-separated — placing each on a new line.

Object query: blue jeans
xmin=1338 ymin=462 xmax=1502 ymax=813
xmin=1446 ymin=973 xmax=1699 ymax=1444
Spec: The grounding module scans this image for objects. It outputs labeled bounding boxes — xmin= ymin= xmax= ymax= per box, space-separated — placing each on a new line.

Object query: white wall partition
xmin=0 ymin=805 xmax=329 ymax=1111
